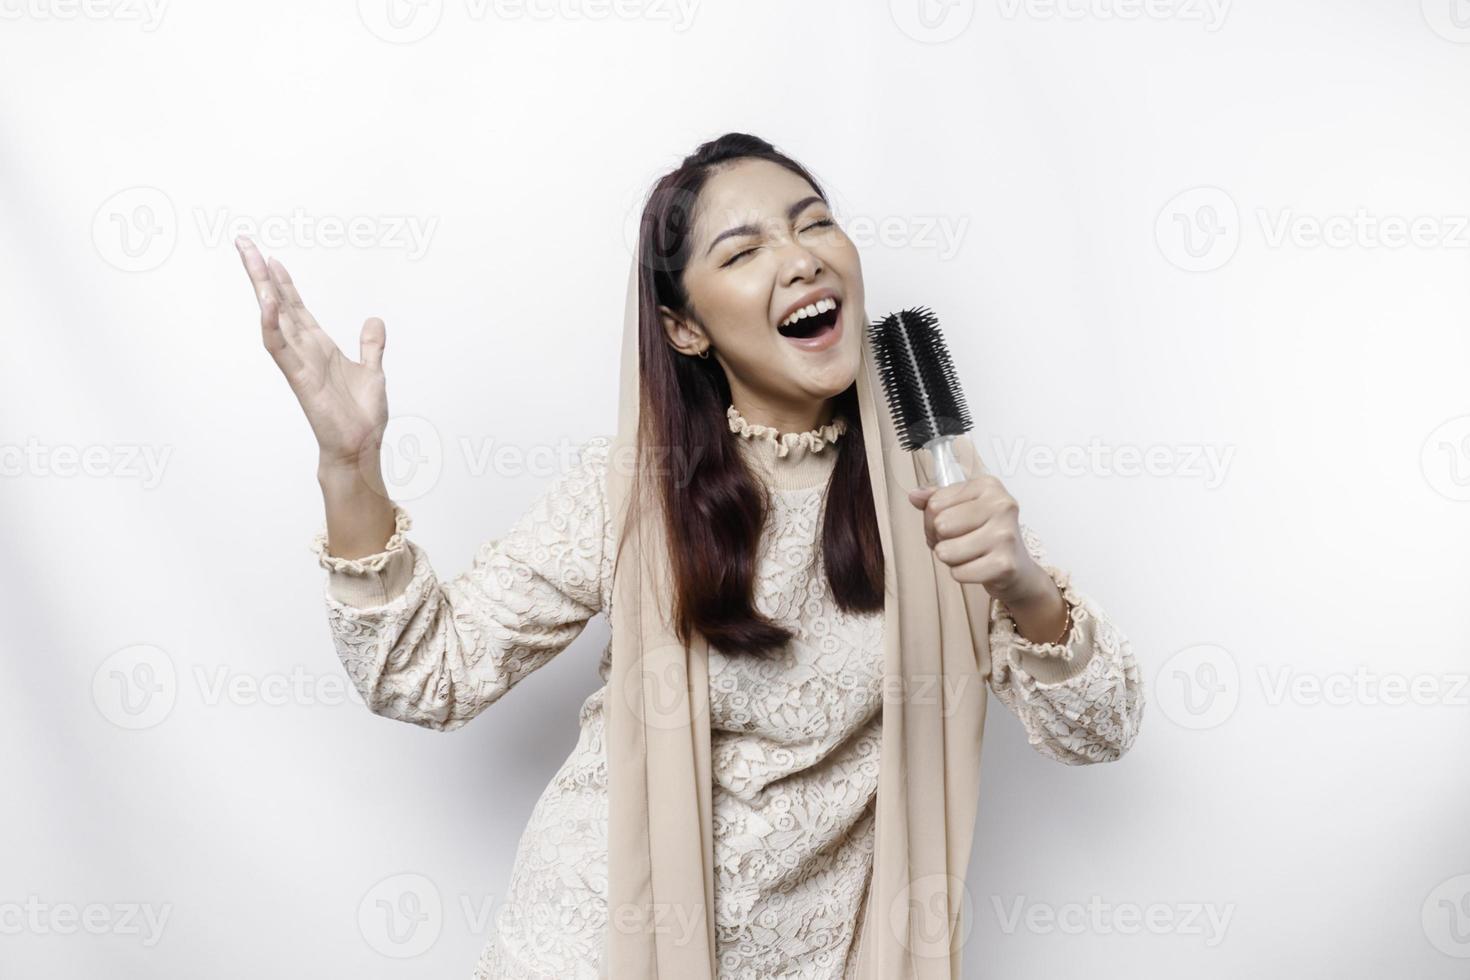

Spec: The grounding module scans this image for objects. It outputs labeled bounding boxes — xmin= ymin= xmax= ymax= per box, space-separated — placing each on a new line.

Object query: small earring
xmin=697 ymin=347 xmax=711 ymax=359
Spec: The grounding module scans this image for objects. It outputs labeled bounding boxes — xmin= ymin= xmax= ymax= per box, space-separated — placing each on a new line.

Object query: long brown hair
xmin=613 ymin=133 xmax=884 ymax=658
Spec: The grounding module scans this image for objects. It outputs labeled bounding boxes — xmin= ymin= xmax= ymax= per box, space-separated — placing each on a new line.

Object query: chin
xmin=809 ymin=357 xmax=861 ymax=398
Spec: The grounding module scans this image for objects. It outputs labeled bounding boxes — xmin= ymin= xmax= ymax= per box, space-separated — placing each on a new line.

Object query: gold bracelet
xmin=1001 ymin=565 xmax=1074 ymax=647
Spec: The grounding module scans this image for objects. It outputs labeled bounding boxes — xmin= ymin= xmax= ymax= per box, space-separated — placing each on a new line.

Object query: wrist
xmin=997 ymin=563 xmax=1070 ymax=646
xmin=995 ymin=560 xmax=1055 ymax=610
xmin=317 ymin=454 xmax=382 ymax=490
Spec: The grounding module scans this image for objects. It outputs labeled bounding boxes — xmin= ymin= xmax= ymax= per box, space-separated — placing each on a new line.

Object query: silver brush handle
xmin=924 ymin=434 xmax=967 ymax=488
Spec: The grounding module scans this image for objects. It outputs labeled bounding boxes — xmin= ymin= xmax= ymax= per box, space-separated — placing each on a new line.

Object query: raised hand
xmin=906 ymin=475 xmax=1070 ymax=644
xmin=235 ymin=235 xmax=389 ymax=472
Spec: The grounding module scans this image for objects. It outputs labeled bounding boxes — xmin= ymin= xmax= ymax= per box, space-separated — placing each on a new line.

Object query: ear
xmin=658 ymin=304 xmax=709 ymax=357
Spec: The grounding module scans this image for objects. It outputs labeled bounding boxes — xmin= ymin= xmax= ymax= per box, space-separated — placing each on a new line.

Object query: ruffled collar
xmin=726 ymin=403 xmax=847 ymax=493
xmin=726 ymin=404 xmax=847 ymax=457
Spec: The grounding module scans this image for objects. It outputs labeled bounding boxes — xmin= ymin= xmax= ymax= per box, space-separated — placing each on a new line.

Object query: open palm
xmin=235 ymin=236 xmax=389 ymax=470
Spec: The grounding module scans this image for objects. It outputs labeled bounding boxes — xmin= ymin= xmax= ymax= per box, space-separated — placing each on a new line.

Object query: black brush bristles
xmin=868 ymin=306 xmax=973 ymax=452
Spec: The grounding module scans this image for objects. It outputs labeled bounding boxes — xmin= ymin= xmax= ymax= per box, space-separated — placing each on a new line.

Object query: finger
xmin=934 ymin=520 xmax=1013 ymax=566
xmin=931 ymin=497 xmax=988 ymax=541
xmin=236 ymin=237 xmax=304 ymax=347
xmin=925 ymin=476 xmax=985 ymax=515
xmin=234 ymin=236 xmax=279 ymax=309
xmin=265 ymin=256 xmax=337 ymax=357
xmin=267 ymin=256 xmax=320 ymax=329
xmin=906 ymin=486 xmax=936 ymax=508
xmin=949 ymin=551 xmax=1016 ymax=591
xmin=359 ymin=317 xmax=386 ymax=371
xmin=933 ymin=485 xmax=1018 ymax=543
xmin=259 ymin=294 xmax=306 ymax=377
xmin=264 ymin=257 xmax=309 ymax=337
xmin=920 ymin=503 xmax=938 ymax=549
xmin=904 ymin=486 xmax=936 ymax=532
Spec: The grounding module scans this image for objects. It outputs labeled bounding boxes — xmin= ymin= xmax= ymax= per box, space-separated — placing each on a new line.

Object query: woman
xmin=234 ymin=132 xmax=1144 ymax=979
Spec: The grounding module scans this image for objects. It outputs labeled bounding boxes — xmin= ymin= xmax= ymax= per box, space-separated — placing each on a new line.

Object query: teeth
xmin=780 ymin=296 xmax=838 ymax=328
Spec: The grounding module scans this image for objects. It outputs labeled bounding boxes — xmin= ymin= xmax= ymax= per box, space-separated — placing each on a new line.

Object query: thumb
xmin=905 ymin=485 xmax=936 ymax=507
xmin=359 ymin=317 xmax=386 ymax=370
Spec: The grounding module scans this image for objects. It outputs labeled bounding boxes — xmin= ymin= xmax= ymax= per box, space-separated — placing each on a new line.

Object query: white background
xmin=3 ymin=0 xmax=1469 ymax=976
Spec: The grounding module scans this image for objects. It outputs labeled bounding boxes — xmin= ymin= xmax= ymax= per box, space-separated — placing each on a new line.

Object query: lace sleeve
xmin=307 ymin=436 xmax=613 ymax=732
xmin=985 ymin=523 xmax=1145 ymax=765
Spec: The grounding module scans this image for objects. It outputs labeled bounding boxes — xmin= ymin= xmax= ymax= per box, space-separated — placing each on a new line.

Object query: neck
xmin=727 ymin=393 xmax=836 ymax=438
xmin=726 ymin=403 xmax=847 ymax=493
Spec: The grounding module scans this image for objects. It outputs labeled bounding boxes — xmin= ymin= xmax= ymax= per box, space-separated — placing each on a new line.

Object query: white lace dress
xmin=309 ymin=405 xmax=1145 ymax=980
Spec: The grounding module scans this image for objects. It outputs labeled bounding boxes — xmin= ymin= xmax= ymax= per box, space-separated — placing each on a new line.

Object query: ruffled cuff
xmin=308 ymin=503 xmax=417 ymax=608
xmin=989 ymin=564 xmax=1097 ymax=686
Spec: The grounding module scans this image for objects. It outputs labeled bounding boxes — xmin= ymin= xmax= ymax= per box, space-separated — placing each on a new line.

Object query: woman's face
xmin=661 ymin=157 xmax=865 ymax=430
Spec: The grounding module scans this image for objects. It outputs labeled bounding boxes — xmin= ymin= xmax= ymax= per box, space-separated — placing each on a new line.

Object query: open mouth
xmin=777 ymin=300 xmax=842 ymax=340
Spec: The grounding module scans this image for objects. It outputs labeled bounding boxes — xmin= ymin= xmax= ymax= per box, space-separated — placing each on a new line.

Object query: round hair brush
xmin=868 ymin=306 xmax=974 ymax=488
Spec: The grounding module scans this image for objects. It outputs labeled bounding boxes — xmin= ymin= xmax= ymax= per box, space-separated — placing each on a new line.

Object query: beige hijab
xmin=602 ymin=249 xmax=994 ymax=979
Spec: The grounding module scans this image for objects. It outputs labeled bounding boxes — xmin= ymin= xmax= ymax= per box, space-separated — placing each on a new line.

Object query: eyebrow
xmin=703 ymin=195 xmax=826 ymax=258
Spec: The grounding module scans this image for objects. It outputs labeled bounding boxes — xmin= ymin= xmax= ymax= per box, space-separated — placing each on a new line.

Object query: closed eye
xmin=721 ymin=219 xmax=837 ymax=268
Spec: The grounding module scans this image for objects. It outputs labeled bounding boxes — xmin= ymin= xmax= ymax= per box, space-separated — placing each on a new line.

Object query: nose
xmin=778 ymin=242 xmax=823 ymax=286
